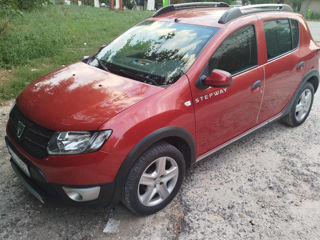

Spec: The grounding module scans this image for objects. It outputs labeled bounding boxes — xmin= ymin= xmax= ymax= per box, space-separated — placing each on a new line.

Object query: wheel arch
xmin=283 ymin=69 xmax=319 ymax=116
xmin=111 ymin=126 xmax=196 ymax=204
xmin=308 ymin=75 xmax=319 ymax=93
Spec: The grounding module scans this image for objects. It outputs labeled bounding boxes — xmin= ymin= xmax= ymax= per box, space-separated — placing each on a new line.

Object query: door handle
xmin=251 ymin=80 xmax=261 ymax=90
xmin=297 ymin=61 xmax=305 ymax=70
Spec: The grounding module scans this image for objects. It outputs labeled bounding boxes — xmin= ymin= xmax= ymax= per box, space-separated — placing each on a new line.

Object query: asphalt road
xmin=0 ymin=21 xmax=320 ymax=240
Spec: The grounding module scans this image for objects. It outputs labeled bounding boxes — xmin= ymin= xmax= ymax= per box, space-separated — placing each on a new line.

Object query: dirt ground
xmin=0 ymin=22 xmax=320 ymax=240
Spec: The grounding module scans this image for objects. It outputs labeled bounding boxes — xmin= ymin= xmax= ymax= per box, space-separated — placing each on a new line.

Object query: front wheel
xmin=122 ymin=142 xmax=185 ymax=215
xmin=281 ymin=82 xmax=314 ymax=127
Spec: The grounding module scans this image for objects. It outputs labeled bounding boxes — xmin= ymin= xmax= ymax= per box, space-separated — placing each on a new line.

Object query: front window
xmin=89 ymin=20 xmax=219 ymax=86
xmin=209 ymin=24 xmax=257 ymax=75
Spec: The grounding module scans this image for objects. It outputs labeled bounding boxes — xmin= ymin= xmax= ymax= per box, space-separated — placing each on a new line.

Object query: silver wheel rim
xmin=295 ymin=89 xmax=312 ymax=122
xmin=138 ymin=156 xmax=179 ymax=207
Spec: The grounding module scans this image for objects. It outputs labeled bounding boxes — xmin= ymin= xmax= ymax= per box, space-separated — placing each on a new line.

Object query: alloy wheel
xmin=137 ymin=156 xmax=179 ymax=207
xmin=295 ymin=89 xmax=312 ymax=122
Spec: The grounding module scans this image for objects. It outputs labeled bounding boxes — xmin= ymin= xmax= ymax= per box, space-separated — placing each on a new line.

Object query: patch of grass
xmin=0 ymin=69 xmax=12 ymax=87
xmin=0 ymin=5 xmax=151 ymax=99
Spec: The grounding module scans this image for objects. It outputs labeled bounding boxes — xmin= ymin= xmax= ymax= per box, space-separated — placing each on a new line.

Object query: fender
xmin=111 ymin=126 xmax=196 ymax=204
xmin=282 ymin=69 xmax=319 ymax=116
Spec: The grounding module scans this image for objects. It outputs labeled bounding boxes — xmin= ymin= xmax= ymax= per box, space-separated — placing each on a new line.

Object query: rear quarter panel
xmin=257 ymin=13 xmax=319 ymax=122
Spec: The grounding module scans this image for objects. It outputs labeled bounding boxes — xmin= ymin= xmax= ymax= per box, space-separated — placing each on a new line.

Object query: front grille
xmin=7 ymin=105 xmax=54 ymax=159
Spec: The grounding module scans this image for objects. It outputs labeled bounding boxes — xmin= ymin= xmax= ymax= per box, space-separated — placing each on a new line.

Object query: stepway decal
xmin=194 ymin=88 xmax=227 ymax=103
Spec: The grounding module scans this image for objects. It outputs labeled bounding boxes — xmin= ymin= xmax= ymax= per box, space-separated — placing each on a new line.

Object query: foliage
xmin=0 ymin=18 xmax=9 ymax=36
xmin=55 ymin=0 xmax=66 ymax=4
xmin=0 ymin=5 xmax=151 ymax=99
xmin=242 ymin=0 xmax=277 ymax=5
xmin=289 ymin=0 xmax=303 ymax=11
xmin=82 ymin=0 xmax=95 ymax=6
xmin=307 ymin=12 xmax=320 ymax=20
xmin=171 ymin=0 xmax=235 ymax=4
xmin=0 ymin=0 xmax=21 ymax=37
xmin=124 ymin=0 xmax=134 ymax=9
xmin=0 ymin=0 xmax=51 ymax=11
xmin=238 ymin=0 xmax=303 ymax=12
xmin=0 ymin=0 xmax=20 ymax=17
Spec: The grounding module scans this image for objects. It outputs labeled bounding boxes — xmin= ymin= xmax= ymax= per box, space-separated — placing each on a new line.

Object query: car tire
xmin=281 ymin=82 xmax=314 ymax=127
xmin=122 ymin=142 xmax=185 ymax=215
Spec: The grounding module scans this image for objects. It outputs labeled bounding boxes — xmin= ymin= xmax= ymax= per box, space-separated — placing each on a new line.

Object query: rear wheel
xmin=122 ymin=142 xmax=185 ymax=215
xmin=282 ymin=82 xmax=314 ymax=127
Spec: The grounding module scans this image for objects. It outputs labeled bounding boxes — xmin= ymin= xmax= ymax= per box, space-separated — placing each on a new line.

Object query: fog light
xmin=67 ymin=192 xmax=83 ymax=201
xmin=63 ymin=186 xmax=100 ymax=202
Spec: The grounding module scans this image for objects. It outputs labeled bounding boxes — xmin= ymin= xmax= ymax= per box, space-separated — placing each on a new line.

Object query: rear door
xmin=258 ymin=18 xmax=302 ymax=122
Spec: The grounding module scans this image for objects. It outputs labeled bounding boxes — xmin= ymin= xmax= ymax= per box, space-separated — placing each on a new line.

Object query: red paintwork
xmin=17 ymin=62 xmax=162 ymax=131
xmin=257 ymin=13 xmax=316 ymax=122
xmin=205 ymin=69 xmax=232 ymax=87
xmin=7 ymin=8 xmax=320 ymax=186
xmin=8 ymin=75 xmax=194 ymax=185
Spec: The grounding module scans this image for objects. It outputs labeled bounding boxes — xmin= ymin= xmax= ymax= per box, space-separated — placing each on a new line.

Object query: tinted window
xmin=209 ymin=25 xmax=257 ymax=75
xmin=263 ymin=19 xmax=295 ymax=60
xmin=291 ymin=19 xmax=299 ymax=49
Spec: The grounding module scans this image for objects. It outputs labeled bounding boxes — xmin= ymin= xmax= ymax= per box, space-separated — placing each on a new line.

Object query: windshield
xmin=89 ymin=20 xmax=219 ymax=86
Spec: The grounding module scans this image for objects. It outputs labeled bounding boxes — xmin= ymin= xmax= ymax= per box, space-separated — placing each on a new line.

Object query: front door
xmin=190 ymin=24 xmax=264 ymax=156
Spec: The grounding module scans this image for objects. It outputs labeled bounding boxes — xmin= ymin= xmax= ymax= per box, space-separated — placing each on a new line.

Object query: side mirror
xmin=204 ymin=69 xmax=232 ymax=88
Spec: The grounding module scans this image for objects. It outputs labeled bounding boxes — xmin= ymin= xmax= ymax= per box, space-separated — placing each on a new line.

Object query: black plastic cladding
xmin=152 ymin=2 xmax=230 ymax=17
xmin=218 ymin=4 xmax=293 ymax=24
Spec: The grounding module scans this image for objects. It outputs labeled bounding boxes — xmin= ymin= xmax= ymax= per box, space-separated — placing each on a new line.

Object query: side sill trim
xmin=195 ymin=113 xmax=282 ymax=163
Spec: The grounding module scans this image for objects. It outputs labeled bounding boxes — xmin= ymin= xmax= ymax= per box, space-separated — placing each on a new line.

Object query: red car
xmin=6 ymin=3 xmax=320 ymax=215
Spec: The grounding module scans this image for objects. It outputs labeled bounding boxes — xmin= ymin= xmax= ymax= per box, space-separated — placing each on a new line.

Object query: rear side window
xmin=263 ymin=19 xmax=299 ymax=60
xmin=209 ymin=25 xmax=257 ymax=75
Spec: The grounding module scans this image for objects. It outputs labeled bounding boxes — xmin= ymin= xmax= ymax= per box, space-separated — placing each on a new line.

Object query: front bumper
xmin=6 ymin=137 xmax=115 ymax=205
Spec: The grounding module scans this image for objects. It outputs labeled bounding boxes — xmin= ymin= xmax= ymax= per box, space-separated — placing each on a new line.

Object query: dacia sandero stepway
xmin=6 ymin=3 xmax=320 ymax=215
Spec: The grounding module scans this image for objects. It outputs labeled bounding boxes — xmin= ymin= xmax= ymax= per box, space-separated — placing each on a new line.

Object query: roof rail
xmin=218 ymin=4 xmax=293 ymax=24
xmin=152 ymin=2 xmax=230 ymax=17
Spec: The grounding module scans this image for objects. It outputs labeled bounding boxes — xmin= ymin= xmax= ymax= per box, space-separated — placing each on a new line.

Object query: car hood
xmin=17 ymin=62 xmax=162 ymax=131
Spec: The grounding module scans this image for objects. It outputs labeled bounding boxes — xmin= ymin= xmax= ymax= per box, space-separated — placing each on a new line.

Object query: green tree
xmin=241 ymin=0 xmax=303 ymax=11
xmin=0 ymin=0 xmax=50 ymax=12
xmin=242 ymin=0 xmax=278 ymax=5
xmin=16 ymin=0 xmax=51 ymax=11
xmin=172 ymin=0 xmax=235 ymax=5
xmin=0 ymin=0 xmax=20 ymax=36
xmin=288 ymin=0 xmax=303 ymax=11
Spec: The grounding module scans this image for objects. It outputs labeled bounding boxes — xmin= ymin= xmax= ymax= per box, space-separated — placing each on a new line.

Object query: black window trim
xmin=210 ymin=23 xmax=259 ymax=77
xmin=289 ymin=18 xmax=300 ymax=50
xmin=264 ymin=18 xmax=300 ymax=63
xmin=232 ymin=64 xmax=259 ymax=77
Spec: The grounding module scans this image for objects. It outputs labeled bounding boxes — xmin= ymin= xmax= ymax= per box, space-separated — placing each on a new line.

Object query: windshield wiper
xmin=90 ymin=58 xmax=160 ymax=86
xmin=90 ymin=56 xmax=109 ymax=72
xmin=104 ymin=62 xmax=160 ymax=86
xmin=118 ymin=68 xmax=160 ymax=86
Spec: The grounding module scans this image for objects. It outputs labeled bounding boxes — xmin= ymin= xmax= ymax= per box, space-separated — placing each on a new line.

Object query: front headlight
xmin=47 ymin=130 xmax=112 ymax=155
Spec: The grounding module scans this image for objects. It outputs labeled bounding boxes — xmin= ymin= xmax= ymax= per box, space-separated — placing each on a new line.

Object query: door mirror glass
xmin=205 ymin=69 xmax=232 ymax=88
